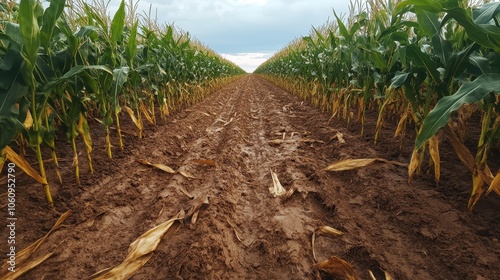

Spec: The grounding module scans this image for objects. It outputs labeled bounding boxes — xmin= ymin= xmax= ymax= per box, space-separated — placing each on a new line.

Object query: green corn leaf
xmin=110 ymin=0 xmax=126 ymax=49
xmin=0 ymin=117 xmax=20 ymax=151
xmin=127 ymin=20 xmax=139 ymax=68
xmin=19 ymin=0 xmax=42 ymax=69
xmin=390 ymin=71 xmax=411 ymax=88
xmin=406 ymin=44 xmax=440 ymax=83
xmin=416 ymin=73 xmax=500 ymax=148
xmin=473 ymin=2 xmax=500 ymax=24
xmin=43 ymin=65 xmax=113 ymax=92
xmin=0 ymin=46 xmax=28 ymax=149
xmin=396 ymin=0 xmax=443 ymax=14
xmin=328 ymin=31 xmax=337 ymax=50
xmin=469 ymin=54 xmax=492 ymax=74
xmin=414 ymin=7 xmax=441 ymax=37
xmin=334 ymin=10 xmax=350 ymax=41
xmin=0 ymin=63 xmax=28 ymax=151
xmin=443 ymin=43 xmax=479 ymax=80
xmin=4 ymin=23 xmax=23 ymax=47
xmin=40 ymin=0 xmax=65 ymax=52
xmin=112 ymin=67 xmax=130 ymax=113
xmin=443 ymin=5 xmax=500 ymax=52
xmin=413 ymin=7 xmax=452 ymax=65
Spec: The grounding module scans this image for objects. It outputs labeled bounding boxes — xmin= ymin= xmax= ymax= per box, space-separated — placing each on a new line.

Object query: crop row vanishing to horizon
xmin=256 ymin=0 xmax=500 ymax=210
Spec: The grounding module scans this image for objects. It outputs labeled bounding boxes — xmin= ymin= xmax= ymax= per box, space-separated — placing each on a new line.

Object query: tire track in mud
xmin=135 ymin=75 xmax=328 ymax=279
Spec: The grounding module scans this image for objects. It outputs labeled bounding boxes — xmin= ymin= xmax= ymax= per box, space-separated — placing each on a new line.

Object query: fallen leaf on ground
xmin=179 ymin=186 xmax=194 ymax=199
xmin=93 ymin=213 xmax=181 ymax=280
xmin=312 ymin=226 xmax=344 ymax=261
xmin=185 ymin=195 xmax=209 ymax=224
xmin=369 ymin=270 xmax=394 ymax=280
xmin=226 ymin=219 xmax=244 ymax=244
xmin=324 ymin=158 xmax=406 ymax=172
xmin=315 ymin=256 xmax=359 ymax=280
xmin=136 ymin=159 xmax=176 ymax=174
xmin=1 ymin=253 xmax=53 ymax=280
xmin=179 ymin=170 xmax=197 ymax=180
xmin=281 ymin=187 xmax=296 ymax=201
xmin=330 ymin=132 xmax=346 ymax=144
xmin=269 ymin=170 xmax=287 ymax=197
xmin=0 ymin=211 xmax=71 ymax=279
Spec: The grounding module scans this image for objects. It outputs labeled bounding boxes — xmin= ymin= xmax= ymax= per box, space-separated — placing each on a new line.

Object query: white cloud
xmin=221 ymin=52 xmax=274 ymax=73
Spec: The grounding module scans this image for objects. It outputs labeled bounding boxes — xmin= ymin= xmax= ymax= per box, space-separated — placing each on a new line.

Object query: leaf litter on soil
xmin=311 ymin=226 xmax=344 ymax=261
xmin=0 ymin=211 xmax=71 ymax=280
xmin=315 ymin=256 xmax=359 ymax=280
xmin=136 ymin=159 xmax=176 ymax=174
xmin=324 ymin=158 xmax=406 ymax=172
xmin=92 ymin=213 xmax=182 ymax=280
xmin=269 ymin=169 xmax=287 ymax=197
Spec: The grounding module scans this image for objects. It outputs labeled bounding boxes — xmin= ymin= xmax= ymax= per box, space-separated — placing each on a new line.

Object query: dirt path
xmin=2 ymin=75 xmax=500 ymax=279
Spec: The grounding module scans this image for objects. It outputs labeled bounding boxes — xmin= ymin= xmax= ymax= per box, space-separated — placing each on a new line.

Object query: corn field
xmin=255 ymin=0 xmax=500 ymax=210
xmin=0 ymin=0 xmax=245 ymax=206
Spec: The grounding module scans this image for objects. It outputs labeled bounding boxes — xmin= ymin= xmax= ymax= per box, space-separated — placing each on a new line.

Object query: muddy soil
xmin=1 ymin=75 xmax=500 ymax=279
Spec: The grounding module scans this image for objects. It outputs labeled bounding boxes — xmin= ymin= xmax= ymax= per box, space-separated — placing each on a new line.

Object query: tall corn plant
xmin=396 ymin=0 xmax=500 ymax=209
xmin=256 ymin=0 xmax=500 ymax=209
xmin=1 ymin=0 xmax=244 ymax=205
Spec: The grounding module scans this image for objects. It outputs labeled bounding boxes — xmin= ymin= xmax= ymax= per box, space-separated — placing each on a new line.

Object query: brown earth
xmin=1 ymin=74 xmax=500 ymax=280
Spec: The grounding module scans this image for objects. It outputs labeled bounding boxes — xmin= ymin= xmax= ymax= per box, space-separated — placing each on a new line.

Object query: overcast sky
xmin=102 ymin=0 xmax=353 ymax=72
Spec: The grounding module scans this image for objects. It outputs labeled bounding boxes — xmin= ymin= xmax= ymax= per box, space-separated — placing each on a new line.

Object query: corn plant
xmin=256 ymin=0 xmax=500 ymax=209
xmin=0 ymin=0 xmax=245 ymax=205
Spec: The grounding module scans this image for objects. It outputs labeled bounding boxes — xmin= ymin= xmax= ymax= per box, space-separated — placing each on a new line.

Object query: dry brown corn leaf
xmin=269 ymin=170 xmax=287 ymax=197
xmin=325 ymin=158 xmax=377 ymax=171
xmin=428 ymin=135 xmax=441 ymax=184
xmin=324 ymin=158 xmax=405 ymax=172
xmin=312 ymin=226 xmax=344 ymax=261
xmin=179 ymin=170 xmax=197 ymax=180
xmin=394 ymin=106 xmax=409 ymax=137
xmin=0 ymin=211 xmax=71 ymax=277
xmin=445 ymin=125 xmax=475 ymax=172
xmin=468 ymin=171 xmax=486 ymax=210
xmin=334 ymin=132 xmax=346 ymax=144
xmin=486 ymin=170 xmax=500 ymax=195
xmin=315 ymin=256 xmax=359 ymax=280
xmin=4 ymin=146 xmax=47 ymax=185
xmin=123 ymin=106 xmax=142 ymax=130
xmin=136 ymin=159 xmax=175 ymax=174
xmin=93 ymin=213 xmax=181 ymax=280
xmin=23 ymin=110 xmax=33 ymax=129
xmin=445 ymin=125 xmax=493 ymax=185
xmin=1 ymin=253 xmax=53 ymax=280
xmin=185 ymin=195 xmax=209 ymax=223
xmin=408 ymin=148 xmax=422 ymax=181
xmin=281 ymin=187 xmax=296 ymax=201
xmin=140 ymin=101 xmax=155 ymax=124
xmin=226 ymin=219 xmax=244 ymax=244
xmin=178 ymin=186 xmax=194 ymax=199
xmin=369 ymin=270 xmax=393 ymax=280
